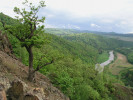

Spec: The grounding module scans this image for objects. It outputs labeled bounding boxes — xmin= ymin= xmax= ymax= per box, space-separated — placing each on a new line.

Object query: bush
xmin=127 ymin=52 xmax=133 ymax=64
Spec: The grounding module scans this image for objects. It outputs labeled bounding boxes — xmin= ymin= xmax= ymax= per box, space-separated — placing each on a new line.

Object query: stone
xmin=7 ymin=80 xmax=24 ymax=100
xmin=0 ymin=84 xmax=7 ymax=100
xmin=0 ymin=31 xmax=13 ymax=55
xmin=24 ymin=94 xmax=39 ymax=100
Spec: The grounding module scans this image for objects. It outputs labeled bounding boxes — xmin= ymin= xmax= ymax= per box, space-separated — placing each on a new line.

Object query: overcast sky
xmin=1 ymin=0 xmax=133 ymax=33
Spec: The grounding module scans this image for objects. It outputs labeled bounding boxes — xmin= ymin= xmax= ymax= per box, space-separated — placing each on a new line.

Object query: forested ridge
xmin=1 ymin=12 xmax=133 ymax=100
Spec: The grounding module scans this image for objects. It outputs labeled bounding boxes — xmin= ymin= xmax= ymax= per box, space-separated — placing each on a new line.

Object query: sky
xmin=1 ymin=0 xmax=133 ymax=33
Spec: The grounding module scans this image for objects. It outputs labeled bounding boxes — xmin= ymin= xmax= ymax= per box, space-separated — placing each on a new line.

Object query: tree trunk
xmin=26 ymin=46 xmax=35 ymax=82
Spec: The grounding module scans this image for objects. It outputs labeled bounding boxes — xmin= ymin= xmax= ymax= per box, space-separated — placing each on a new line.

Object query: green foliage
xmin=0 ymin=13 xmax=19 ymax=26
xmin=116 ymin=47 xmax=133 ymax=64
xmin=7 ymin=32 xmax=119 ymax=99
xmin=120 ymin=69 xmax=133 ymax=87
xmin=1 ymin=0 xmax=48 ymax=82
xmin=10 ymin=0 xmax=46 ymax=48
xmin=127 ymin=52 xmax=133 ymax=64
xmin=116 ymin=47 xmax=132 ymax=55
xmin=97 ymin=51 xmax=109 ymax=63
xmin=7 ymin=34 xmax=29 ymax=65
xmin=73 ymin=84 xmax=100 ymax=100
xmin=0 ymin=14 xmax=130 ymax=99
xmin=45 ymin=28 xmax=81 ymax=35
xmin=63 ymin=33 xmax=133 ymax=51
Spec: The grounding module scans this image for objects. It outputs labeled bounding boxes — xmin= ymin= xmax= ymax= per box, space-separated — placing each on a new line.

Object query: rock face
xmin=0 ymin=76 xmax=69 ymax=100
xmin=0 ymin=31 xmax=12 ymax=55
xmin=24 ymin=94 xmax=39 ymax=100
xmin=0 ymin=84 xmax=7 ymax=100
xmin=7 ymin=79 xmax=41 ymax=100
xmin=6 ymin=79 xmax=68 ymax=100
xmin=7 ymin=80 xmax=24 ymax=100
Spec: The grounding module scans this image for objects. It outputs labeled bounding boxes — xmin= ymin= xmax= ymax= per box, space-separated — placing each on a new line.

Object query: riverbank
xmin=109 ymin=52 xmax=133 ymax=75
xmin=95 ymin=51 xmax=114 ymax=73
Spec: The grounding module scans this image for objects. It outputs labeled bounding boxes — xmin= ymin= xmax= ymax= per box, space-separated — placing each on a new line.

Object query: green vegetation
xmin=1 ymin=0 xmax=49 ymax=82
xmin=45 ymin=28 xmax=81 ymax=35
xmin=104 ymin=34 xmax=133 ymax=42
xmin=105 ymin=33 xmax=133 ymax=64
xmin=109 ymin=53 xmax=132 ymax=74
xmin=97 ymin=51 xmax=109 ymax=63
xmin=108 ymin=52 xmax=133 ymax=89
xmin=116 ymin=47 xmax=133 ymax=64
xmin=1 ymin=6 xmax=133 ymax=100
xmin=127 ymin=52 xmax=133 ymax=64
xmin=120 ymin=68 xmax=133 ymax=87
xmin=0 ymin=12 xmax=116 ymax=100
xmin=63 ymin=33 xmax=133 ymax=50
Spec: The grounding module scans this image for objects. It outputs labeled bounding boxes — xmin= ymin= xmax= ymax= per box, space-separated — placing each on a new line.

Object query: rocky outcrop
xmin=7 ymin=80 xmax=25 ymax=100
xmin=6 ymin=79 xmax=69 ymax=100
xmin=24 ymin=94 xmax=39 ymax=100
xmin=7 ymin=79 xmax=46 ymax=100
xmin=0 ymin=84 xmax=7 ymax=100
xmin=0 ymin=50 xmax=69 ymax=100
xmin=0 ymin=31 xmax=12 ymax=55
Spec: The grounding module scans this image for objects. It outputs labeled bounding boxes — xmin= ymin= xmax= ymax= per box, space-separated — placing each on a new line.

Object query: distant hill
xmin=103 ymin=34 xmax=133 ymax=42
xmin=45 ymin=28 xmax=122 ymax=35
xmin=45 ymin=28 xmax=133 ymax=42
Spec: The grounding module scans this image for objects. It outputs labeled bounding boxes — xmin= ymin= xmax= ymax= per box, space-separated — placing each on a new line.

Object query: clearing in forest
xmin=109 ymin=53 xmax=133 ymax=75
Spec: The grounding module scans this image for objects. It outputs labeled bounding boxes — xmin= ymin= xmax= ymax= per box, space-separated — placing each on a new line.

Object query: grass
xmin=104 ymin=65 xmax=124 ymax=85
xmin=109 ymin=53 xmax=133 ymax=75
xmin=97 ymin=51 xmax=109 ymax=63
xmin=106 ymin=52 xmax=133 ymax=88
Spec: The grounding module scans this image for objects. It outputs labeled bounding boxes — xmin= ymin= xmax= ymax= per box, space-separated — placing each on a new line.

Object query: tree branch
xmin=35 ymin=60 xmax=54 ymax=72
xmin=0 ymin=20 xmax=25 ymax=42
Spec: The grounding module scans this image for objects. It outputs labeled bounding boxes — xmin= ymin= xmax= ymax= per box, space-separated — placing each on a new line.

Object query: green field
xmin=97 ymin=51 xmax=109 ymax=63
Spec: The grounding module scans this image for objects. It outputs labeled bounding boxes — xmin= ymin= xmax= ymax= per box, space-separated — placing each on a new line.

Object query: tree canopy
xmin=1 ymin=0 xmax=53 ymax=82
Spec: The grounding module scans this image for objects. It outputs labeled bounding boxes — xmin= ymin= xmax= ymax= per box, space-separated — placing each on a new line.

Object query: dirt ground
xmin=109 ymin=53 xmax=133 ymax=75
xmin=0 ymin=51 xmax=69 ymax=100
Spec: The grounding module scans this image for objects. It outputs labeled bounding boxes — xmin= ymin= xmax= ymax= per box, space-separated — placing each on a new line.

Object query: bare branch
xmin=35 ymin=60 xmax=54 ymax=72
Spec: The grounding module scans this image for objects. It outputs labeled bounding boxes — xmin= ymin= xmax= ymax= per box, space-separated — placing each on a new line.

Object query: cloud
xmin=1 ymin=0 xmax=133 ymax=32
xmin=45 ymin=23 xmax=80 ymax=29
xmin=67 ymin=24 xmax=80 ymax=29
xmin=91 ymin=24 xmax=100 ymax=28
xmin=46 ymin=0 xmax=133 ymax=18
xmin=100 ymin=19 xmax=114 ymax=23
xmin=45 ymin=24 xmax=57 ymax=28
xmin=44 ymin=0 xmax=133 ymax=32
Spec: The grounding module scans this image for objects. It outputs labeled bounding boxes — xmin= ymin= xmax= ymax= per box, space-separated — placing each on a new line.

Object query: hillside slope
xmin=0 ymin=32 xmax=69 ymax=100
xmin=1 ymin=13 xmax=133 ymax=100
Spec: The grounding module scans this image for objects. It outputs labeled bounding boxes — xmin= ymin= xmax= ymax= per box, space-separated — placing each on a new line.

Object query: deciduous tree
xmin=1 ymin=0 xmax=53 ymax=82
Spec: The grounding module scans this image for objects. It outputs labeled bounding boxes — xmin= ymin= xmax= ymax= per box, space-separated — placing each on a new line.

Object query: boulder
xmin=0 ymin=31 xmax=12 ymax=55
xmin=7 ymin=79 xmax=46 ymax=100
xmin=24 ymin=94 xmax=39 ymax=100
xmin=7 ymin=80 xmax=24 ymax=100
xmin=0 ymin=84 xmax=7 ymax=100
xmin=26 ymin=88 xmax=46 ymax=100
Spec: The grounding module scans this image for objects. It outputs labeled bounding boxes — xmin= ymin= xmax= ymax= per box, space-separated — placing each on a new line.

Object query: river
xmin=95 ymin=51 xmax=114 ymax=73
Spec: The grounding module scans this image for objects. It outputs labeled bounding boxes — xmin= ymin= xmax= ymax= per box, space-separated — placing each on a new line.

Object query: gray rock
xmin=0 ymin=83 xmax=7 ymax=100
